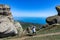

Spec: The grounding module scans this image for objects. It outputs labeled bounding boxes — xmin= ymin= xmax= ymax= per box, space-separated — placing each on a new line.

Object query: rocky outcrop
xmin=14 ymin=21 xmax=23 ymax=36
xmin=56 ymin=6 xmax=60 ymax=16
xmin=46 ymin=15 xmax=57 ymax=25
xmin=0 ymin=4 xmax=23 ymax=37
xmin=46 ymin=6 xmax=60 ymax=25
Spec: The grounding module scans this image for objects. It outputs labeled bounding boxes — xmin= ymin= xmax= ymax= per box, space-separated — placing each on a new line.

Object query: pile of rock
xmin=46 ymin=6 xmax=60 ymax=25
xmin=0 ymin=4 xmax=23 ymax=37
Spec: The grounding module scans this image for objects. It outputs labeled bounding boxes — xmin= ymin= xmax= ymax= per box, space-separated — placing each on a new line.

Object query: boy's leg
xmin=33 ymin=32 xmax=36 ymax=35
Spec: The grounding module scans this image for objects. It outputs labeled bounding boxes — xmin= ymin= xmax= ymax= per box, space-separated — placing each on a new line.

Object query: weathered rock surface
xmin=14 ymin=21 xmax=23 ymax=36
xmin=46 ymin=15 xmax=57 ymax=25
xmin=0 ymin=4 xmax=23 ymax=37
xmin=46 ymin=6 xmax=60 ymax=25
xmin=56 ymin=6 xmax=60 ymax=15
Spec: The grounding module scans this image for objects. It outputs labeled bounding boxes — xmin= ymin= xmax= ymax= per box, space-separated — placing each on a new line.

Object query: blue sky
xmin=0 ymin=0 xmax=60 ymax=17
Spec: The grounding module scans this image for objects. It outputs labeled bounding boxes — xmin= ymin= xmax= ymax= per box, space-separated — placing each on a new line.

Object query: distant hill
xmin=18 ymin=21 xmax=43 ymax=30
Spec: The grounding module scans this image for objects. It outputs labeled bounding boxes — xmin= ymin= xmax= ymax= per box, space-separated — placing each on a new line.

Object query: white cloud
xmin=11 ymin=9 xmax=57 ymax=17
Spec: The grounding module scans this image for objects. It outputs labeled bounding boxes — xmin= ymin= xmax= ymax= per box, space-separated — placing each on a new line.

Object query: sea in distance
xmin=14 ymin=17 xmax=47 ymax=24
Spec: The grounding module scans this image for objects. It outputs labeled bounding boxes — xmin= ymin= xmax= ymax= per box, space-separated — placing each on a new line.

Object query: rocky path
xmin=21 ymin=32 xmax=60 ymax=40
xmin=8 ymin=32 xmax=60 ymax=40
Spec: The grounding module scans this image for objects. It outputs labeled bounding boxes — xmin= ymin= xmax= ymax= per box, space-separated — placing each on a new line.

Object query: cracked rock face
xmin=0 ymin=4 xmax=23 ymax=37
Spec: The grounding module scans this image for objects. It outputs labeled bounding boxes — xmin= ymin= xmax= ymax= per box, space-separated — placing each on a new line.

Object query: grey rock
xmin=0 ymin=4 xmax=23 ymax=37
xmin=46 ymin=6 xmax=60 ymax=25
xmin=56 ymin=6 xmax=60 ymax=15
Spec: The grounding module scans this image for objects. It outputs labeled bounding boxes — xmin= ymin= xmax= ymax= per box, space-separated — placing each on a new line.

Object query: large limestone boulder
xmin=46 ymin=6 xmax=60 ymax=25
xmin=0 ymin=15 xmax=18 ymax=37
xmin=0 ymin=4 xmax=23 ymax=37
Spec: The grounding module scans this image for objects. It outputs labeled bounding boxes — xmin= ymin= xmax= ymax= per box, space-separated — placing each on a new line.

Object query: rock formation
xmin=0 ymin=4 xmax=23 ymax=37
xmin=46 ymin=6 xmax=60 ymax=25
xmin=56 ymin=6 xmax=60 ymax=16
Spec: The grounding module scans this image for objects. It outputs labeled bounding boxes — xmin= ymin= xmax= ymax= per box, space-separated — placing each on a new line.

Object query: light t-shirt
xmin=32 ymin=28 xmax=36 ymax=32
